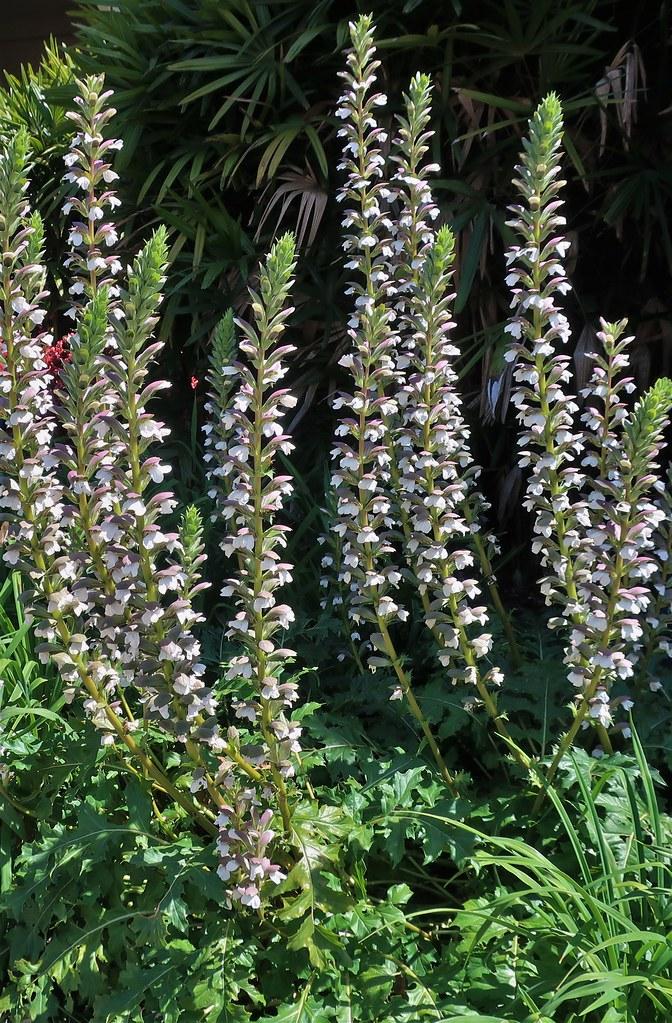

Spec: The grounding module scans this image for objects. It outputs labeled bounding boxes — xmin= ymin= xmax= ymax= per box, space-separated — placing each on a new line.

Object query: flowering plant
xmin=0 ymin=78 xmax=305 ymax=909
xmin=503 ymin=94 xmax=672 ymax=783
xmin=2 ymin=22 xmax=672 ymax=936
xmin=327 ymin=17 xmax=672 ymax=790
xmin=6 ymin=19 xmax=672 ymax=1023
xmin=203 ymin=232 xmax=304 ymax=905
xmin=328 ymin=18 xmax=524 ymax=782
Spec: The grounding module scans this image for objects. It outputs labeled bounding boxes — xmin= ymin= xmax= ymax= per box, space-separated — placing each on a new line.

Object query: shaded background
xmin=0 ymin=0 xmax=73 ymax=72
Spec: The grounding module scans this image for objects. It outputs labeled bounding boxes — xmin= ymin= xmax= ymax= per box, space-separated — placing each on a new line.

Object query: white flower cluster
xmin=62 ymin=75 xmax=122 ymax=320
xmin=389 ymin=72 xmax=441 ymax=318
xmin=564 ymin=321 xmax=658 ymax=725
xmin=56 ymin=75 xmax=217 ymax=744
xmin=505 ymin=95 xmax=672 ymax=749
xmin=330 ymin=19 xmax=506 ymax=723
xmin=2 ymin=78 xmax=306 ymax=909
xmin=1 ymin=83 xmax=217 ymax=754
xmin=504 ymin=97 xmax=583 ymax=609
xmin=205 ymin=234 xmax=300 ymax=906
xmin=103 ymin=234 xmax=219 ymax=741
xmin=388 ymin=75 xmax=502 ymax=699
xmin=330 ymin=16 xmax=407 ymax=647
xmin=389 ymin=74 xmax=520 ymax=673
xmin=213 ymin=802 xmax=284 ymax=910
xmin=0 ymin=134 xmax=66 ymax=618
xmin=397 ymin=227 xmax=501 ymax=692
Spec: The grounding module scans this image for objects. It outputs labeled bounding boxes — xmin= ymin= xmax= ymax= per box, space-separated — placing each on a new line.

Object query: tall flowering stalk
xmin=386 ymin=71 xmax=522 ymax=752
xmin=331 ymin=14 xmax=402 ymax=640
xmin=396 ymin=225 xmax=521 ymax=755
xmin=331 ymin=16 xmax=458 ymax=791
xmin=505 ymin=95 xmax=602 ymax=760
xmin=505 ymin=96 xmax=672 ymax=783
xmin=563 ymin=322 xmax=669 ymax=745
xmin=108 ymin=231 xmax=220 ymax=739
xmin=59 ymin=77 xmax=222 ymax=755
xmin=62 ymin=74 xmax=122 ymax=320
xmin=1 ymin=80 xmax=306 ymax=905
xmin=637 ymin=466 xmax=672 ymax=690
xmin=504 ymin=96 xmax=583 ymax=621
xmin=391 ymin=72 xmax=521 ymax=672
xmin=329 ymin=18 xmax=525 ymax=780
xmin=0 ymin=125 xmax=216 ymax=833
xmin=205 ymin=234 xmax=302 ymax=907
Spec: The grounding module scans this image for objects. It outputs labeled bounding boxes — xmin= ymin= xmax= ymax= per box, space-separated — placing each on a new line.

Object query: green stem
xmin=376 ymin=617 xmax=458 ymax=794
xmin=0 ymin=783 xmax=37 ymax=817
xmin=526 ymin=192 xmax=611 ymax=788
xmin=249 ymin=308 xmax=293 ymax=839
xmin=463 ymin=506 xmax=522 ymax=671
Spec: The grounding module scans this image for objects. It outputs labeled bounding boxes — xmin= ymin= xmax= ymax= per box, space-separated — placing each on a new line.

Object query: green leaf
xmin=454 ymin=208 xmax=488 ymax=313
xmin=256 ymin=987 xmax=330 ymax=1023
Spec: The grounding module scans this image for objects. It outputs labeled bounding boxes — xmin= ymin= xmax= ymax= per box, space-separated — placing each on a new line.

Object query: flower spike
xmin=506 ymin=95 xmax=672 ymax=782
xmin=206 ymin=233 xmax=302 ymax=906
xmin=62 ymin=74 xmax=122 ymax=320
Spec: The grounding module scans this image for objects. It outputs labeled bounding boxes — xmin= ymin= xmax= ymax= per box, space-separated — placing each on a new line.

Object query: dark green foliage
xmin=0 ymin=41 xmax=76 ymax=322
xmin=69 ymin=0 xmax=672 ymax=369
xmin=4 ymin=593 xmax=672 ymax=1022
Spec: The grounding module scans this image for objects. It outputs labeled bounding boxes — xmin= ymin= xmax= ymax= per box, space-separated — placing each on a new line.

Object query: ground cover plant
xmin=1 ymin=15 xmax=672 ymax=1023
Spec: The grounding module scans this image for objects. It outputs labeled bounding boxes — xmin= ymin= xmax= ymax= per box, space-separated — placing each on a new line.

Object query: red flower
xmin=190 ymin=375 xmax=199 ymax=391
xmin=44 ymin=334 xmax=73 ymax=381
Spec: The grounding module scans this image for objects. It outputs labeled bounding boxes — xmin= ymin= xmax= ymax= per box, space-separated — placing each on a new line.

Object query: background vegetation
xmin=69 ymin=0 xmax=672 ymax=593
